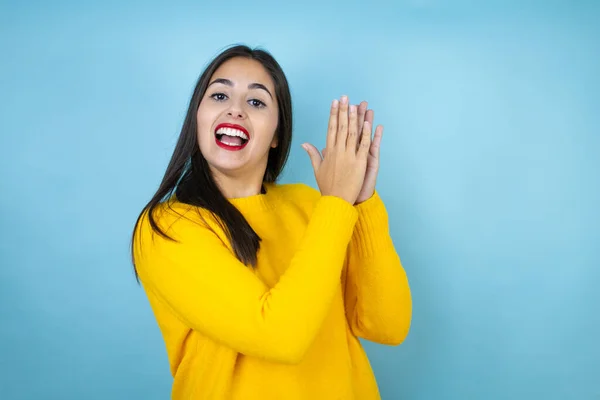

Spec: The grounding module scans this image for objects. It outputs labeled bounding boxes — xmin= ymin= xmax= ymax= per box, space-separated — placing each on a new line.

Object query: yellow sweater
xmin=133 ymin=182 xmax=412 ymax=399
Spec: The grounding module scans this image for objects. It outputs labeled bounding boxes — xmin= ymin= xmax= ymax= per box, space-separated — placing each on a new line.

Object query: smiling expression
xmin=196 ymin=57 xmax=279 ymax=180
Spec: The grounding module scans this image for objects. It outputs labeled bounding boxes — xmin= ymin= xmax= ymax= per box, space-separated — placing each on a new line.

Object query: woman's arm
xmin=343 ymin=191 xmax=412 ymax=345
xmin=134 ymin=196 xmax=357 ymax=365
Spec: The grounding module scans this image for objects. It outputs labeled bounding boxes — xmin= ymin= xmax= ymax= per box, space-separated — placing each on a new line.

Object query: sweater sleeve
xmin=343 ymin=191 xmax=412 ymax=345
xmin=133 ymin=196 xmax=358 ymax=365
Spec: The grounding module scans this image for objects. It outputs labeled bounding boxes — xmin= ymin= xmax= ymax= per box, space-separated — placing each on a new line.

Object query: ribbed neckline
xmin=227 ymin=182 xmax=276 ymax=212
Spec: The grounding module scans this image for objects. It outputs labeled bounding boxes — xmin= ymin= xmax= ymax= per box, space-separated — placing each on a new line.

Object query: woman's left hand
xmin=320 ymin=100 xmax=384 ymax=204
xmin=354 ymin=101 xmax=383 ymax=204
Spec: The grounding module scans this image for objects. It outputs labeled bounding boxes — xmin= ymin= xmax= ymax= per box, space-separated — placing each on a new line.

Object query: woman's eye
xmin=210 ymin=93 xmax=227 ymax=101
xmin=249 ymin=99 xmax=266 ymax=108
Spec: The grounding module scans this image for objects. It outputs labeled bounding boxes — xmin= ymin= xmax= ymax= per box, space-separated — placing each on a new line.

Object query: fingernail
xmin=350 ymin=105 xmax=357 ymax=113
xmin=332 ymin=99 xmax=339 ymax=108
xmin=341 ymin=95 xmax=348 ymax=104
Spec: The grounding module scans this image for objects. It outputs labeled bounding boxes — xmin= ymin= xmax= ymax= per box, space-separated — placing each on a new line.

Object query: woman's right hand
xmin=302 ymin=95 xmax=371 ymax=205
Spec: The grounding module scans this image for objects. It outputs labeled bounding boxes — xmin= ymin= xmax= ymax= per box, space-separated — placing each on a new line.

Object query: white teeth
xmin=215 ymin=127 xmax=249 ymax=140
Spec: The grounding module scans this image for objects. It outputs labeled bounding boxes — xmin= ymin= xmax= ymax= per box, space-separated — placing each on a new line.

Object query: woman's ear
xmin=270 ymin=131 xmax=278 ymax=148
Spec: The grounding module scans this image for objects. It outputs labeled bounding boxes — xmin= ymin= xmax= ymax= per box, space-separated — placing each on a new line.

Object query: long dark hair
xmin=130 ymin=45 xmax=293 ymax=280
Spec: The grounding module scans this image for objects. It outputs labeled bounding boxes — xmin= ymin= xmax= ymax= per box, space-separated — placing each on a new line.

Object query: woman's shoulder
xmin=136 ymin=198 xmax=215 ymax=239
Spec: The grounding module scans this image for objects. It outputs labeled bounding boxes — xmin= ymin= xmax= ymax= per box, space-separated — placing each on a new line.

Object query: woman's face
xmin=196 ymin=57 xmax=279 ymax=181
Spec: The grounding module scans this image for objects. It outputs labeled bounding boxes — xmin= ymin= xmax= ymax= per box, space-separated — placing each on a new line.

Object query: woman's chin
xmin=208 ymin=156 xmax=250 ymax=176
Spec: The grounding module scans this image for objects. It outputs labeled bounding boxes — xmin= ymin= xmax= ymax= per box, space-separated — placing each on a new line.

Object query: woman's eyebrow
xmin=248 ymin=83 xmax=273 ymax=99
xmin=208 ymin=78 xmax=273 ymax=99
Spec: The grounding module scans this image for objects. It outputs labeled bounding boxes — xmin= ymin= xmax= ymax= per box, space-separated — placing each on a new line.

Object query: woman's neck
xmin=211 ymin=170 xmax=265 ymax=199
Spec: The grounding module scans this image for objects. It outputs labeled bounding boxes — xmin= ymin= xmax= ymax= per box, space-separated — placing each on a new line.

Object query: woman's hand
xmin=302 ymin=96 xmax=371 ymax=205
xmin=312 ymin=100 xmax=384 ymax=205
xmin=354 ymin=102 xmax=384 ymax=204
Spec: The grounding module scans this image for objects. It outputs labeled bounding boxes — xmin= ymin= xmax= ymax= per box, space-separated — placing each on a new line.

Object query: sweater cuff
xmin=351 ymin=191 xmax=394 ymax=258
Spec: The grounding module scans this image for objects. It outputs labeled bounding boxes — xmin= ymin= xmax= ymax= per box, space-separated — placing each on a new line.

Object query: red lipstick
xmin=214 ymin=123 xmax=250 ymax=151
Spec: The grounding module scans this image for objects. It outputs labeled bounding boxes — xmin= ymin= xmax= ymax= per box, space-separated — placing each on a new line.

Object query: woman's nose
xmin=227 ymin=110 xmax=245 ymax=119
xmin=226 ymin=102 xmax=246 ymax=119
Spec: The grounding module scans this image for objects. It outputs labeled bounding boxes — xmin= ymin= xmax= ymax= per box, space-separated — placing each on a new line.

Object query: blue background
xmin=1 ymin=1 xmax=598 ymax=399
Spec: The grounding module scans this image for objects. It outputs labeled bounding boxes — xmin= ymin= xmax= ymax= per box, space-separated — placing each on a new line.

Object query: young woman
xmin=131 ymin=45 xmax=412 ymax=399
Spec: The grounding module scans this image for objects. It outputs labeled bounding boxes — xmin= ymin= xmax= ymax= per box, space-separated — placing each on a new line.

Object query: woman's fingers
xmin=314 ymin=95 xmax=373 ymax=205
xmin=326 ymin=96 xmax=371 ymax=156
xmin=358 ymin=120 xmax=372 ymax=158
xmin=371 ymin=124 xmax=384 ymax=158
xmin=346 ymin=104 xmax=359 ymax=150
xmin=335 ymin=96 xmax=349 ymax=148
xmin=302 ymin=142 xmax=323 ymax=172
xmin=357 ymin=108 xmax=374 ymax=151
xmin=357 ymin=101 xmax=368 ymax=133
xmin=325 ymin=99 xmax=339 ymax=150
xmin=365 ymin=109 xmax=374 ymax=128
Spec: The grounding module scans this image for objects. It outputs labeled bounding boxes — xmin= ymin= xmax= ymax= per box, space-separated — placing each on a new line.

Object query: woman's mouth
xmin=214 ymin=123 xmax=249 ymax=151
